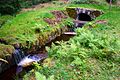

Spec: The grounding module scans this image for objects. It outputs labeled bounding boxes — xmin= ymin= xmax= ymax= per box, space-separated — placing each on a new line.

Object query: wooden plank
xmin=64 ymin=32 xmax=77 ymax=35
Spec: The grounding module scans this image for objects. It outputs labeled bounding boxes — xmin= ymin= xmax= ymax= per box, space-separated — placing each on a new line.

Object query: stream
xmin=0 ymin=9 xmax=97 ymax=79
xmin=0 ymin=34 xmax=74 ymax=80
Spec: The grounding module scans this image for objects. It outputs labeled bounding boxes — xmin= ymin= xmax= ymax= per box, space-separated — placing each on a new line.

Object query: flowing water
xmin=0 ymin=34 xmax=74 ymax=80
xmin=13 ymin=49 xmax=25 ymax=64
xmin=0 ymin=5 xmax=102 ymax=80
xmin=0 ymin=18 xmax=87 ymax=80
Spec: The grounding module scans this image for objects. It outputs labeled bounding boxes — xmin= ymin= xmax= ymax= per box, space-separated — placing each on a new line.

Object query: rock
xmin=13 ymin=43 xmax=20 ymax=49
xmin=96 ymin=20 xmax=108 ymax=24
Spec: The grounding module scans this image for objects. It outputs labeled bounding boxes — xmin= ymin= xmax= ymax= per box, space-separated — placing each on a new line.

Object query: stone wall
xmin=66 ymin=7 xmax=103 ymax=20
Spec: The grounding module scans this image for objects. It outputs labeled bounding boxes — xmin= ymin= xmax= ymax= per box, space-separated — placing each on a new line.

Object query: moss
xmin=66 ymin=7 xmax=77 ymax=19
xmin=0 ymin=15 xmax=14 ymax=28
xmin=0 ymin=5 xmax=72 ymax=50
xmin=0 ymin=44 xmax=15 ymax=59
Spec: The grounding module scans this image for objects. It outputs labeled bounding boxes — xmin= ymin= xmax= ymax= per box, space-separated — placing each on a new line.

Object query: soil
xmin=20 ymin=2 xmax=54 ymax=12
xmin=44 ymin=10 xmax=68 ymax=25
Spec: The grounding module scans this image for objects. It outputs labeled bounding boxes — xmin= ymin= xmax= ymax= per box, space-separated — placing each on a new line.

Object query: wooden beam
xmin=64 ymin=32 xmax=77 ymax=35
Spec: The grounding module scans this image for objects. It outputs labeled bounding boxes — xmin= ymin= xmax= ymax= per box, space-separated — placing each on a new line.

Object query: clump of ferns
xmin=32 ymin=23 xmax=50 ymax=33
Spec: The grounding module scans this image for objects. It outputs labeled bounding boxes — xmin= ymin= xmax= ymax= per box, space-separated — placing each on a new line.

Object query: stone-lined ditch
xmin=0 ymin=7 xmax=103 ymax=79
xmin=0 ymin=34 xmax=74 ymax=80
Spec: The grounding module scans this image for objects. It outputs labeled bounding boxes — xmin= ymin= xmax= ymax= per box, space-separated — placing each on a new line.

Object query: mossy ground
xmin=0 ymin=2 xmax=73 ymax=58
xmin=22 ymin=1 xmax=120 ymax=80
xmin=0 ymin=44 xmax=14 ymax=59
xmin=0 ymin=0 xmax=120 ymax=79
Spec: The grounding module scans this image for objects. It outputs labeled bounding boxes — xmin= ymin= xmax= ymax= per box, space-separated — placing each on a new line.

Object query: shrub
xmin=0 ymin=0 xmax=20 ymax=15
xmin=0 ymin=0 xmax=54 ymax=15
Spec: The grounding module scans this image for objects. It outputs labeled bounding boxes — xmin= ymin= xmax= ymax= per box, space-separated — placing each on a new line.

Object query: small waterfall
xmin=13 ymin=48 xmax=25 ymax=64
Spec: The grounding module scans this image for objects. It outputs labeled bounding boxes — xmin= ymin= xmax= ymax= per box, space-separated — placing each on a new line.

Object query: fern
xmin=35 ymin=71 xmax=46 ymax=80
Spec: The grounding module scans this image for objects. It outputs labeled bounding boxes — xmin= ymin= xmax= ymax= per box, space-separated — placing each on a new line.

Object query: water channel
xmin=0 ymin=9 xmax=101 ymax=79
xmin=0 ymin=34 xmax=74 ymax=80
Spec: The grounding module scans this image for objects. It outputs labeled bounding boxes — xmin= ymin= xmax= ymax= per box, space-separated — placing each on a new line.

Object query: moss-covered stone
xmin=66 ymin=7 xmax=77 ymax=19
xmin=0 ymin=6 xmax=73 ymax=56
xmin=0 ymin=44 xmax=15 ymax=59
xmin=66 ymin=7 xmax=103 ymax=20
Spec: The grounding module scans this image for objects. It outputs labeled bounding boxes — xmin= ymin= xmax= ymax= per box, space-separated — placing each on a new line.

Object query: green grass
xmin=22 ymin=3 xmax=120 ymax=80
xmin=0 ymin=4 xmax=71 ymax=47
xmin=0 ymin=3 xmax=74 ymax=58
xmin=0 ymin=15 xmax=14 ymax=28
xmin=0 ymin=1 xmax=119 ymax=79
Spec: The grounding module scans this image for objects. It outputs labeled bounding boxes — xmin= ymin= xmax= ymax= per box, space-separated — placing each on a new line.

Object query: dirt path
xmin=117 ymin=1 xmax=120 ymax=6
xmin=20 ymin=0 xmax=70 ymax=12
xmin=20 ymin=2 xmax=54 ymax=12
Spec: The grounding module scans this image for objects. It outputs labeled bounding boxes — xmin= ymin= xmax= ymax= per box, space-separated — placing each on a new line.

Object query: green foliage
xmin=23 ymin=63 xmax=55 ymax=80
xmin=19 ymin=0 xmax=53 ymax=8
xmin=62 ymin=17 xmax=74 ymax=27
xmin=23 ymin=71 xmax=55 ymax=80
xmin=35 ymin=71 xmax=54 ymax=80
xmin=75 ymin=28 xmax=120 ymax=59
xmin=46 ymin=27 xmax=120 ymax=64
xmin=2 ymin=1 xmax=120 ymax=80
xmin=0 ymin=4 xmax=70 ymax=49
xmin=36 ymin=12 xmax=54 ymax=19
xmin=0 ymin=0 xmax=55 ymax=14
xmin=0 ymin=15 xmax=14 ymax=28
xmin=35 ymin=71 xmax=46 ymax=80
xmin=23 ymin=4 xmax=120 ymax=79
xmin=0 ymin=0 xmax=20 ymax=15
xmin=43 ymin=27 xmax=120 ymax=79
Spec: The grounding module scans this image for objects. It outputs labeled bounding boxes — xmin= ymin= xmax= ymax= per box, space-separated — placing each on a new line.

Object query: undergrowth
xmin=0 ymin=1 xmax=119 ymax=80
xmin=22 ymin=3 xmax=120 ymax=80
xmin=0 ymin=5 xmax=72 ymax=48
xmin=23 ymin=28 xmax=120 ymax=80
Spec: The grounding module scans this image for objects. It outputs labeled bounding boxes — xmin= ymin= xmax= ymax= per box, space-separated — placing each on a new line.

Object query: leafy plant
xmin=35 ymin=71 xmax=54 ymax=80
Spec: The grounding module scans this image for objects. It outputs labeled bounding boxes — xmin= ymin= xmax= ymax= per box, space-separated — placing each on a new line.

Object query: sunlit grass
xmin=0 ymin=1 xmax=120 ymax=79
xmin=22 ymin=2 xmax=120 ymax=80
xmin=0 ymin=4 xmax=67 ymax=45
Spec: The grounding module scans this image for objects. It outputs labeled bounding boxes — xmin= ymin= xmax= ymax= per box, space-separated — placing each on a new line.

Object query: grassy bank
xmin=0 ymin=2 xmax=74 ymax=59
xmin=22 ymin=3 xmax=120 ymax=80
xmin=0 ymin=0 xmax=120 ymax=79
